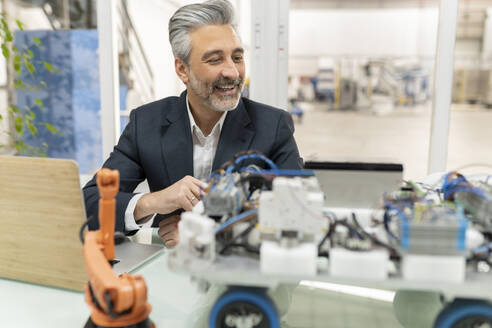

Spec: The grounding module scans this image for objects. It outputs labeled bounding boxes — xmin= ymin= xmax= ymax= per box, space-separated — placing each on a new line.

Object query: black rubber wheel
xmin=209 ymin=288 xmax=280 ymax=328
xmin=434 ymin=299 xmax=492 ymax=328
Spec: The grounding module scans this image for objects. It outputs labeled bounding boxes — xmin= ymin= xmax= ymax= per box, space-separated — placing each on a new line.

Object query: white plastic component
xmin=466 ymin=227 xmax=485 ymax=251
xmin=232 ymin=222 xmax=261 ymax=248
xmin=192 ymin=200 xmax=205 ymax=214
xmin=402 ymin=254 xmax=465 ymax=283
xmin=330 ymin=248 xmax=389 ymax=281
xmin=259 ymin=177 xmax=327 ymax=236
xmin=177 ymin=212 xmax=216 ymax=261
xmin=260 ymin=241 xmax=317 ymax=276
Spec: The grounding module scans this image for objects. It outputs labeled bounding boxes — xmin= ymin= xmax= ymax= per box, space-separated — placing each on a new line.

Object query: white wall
xmin=288 ymin=8 xmax=439 ymax=75
xmin=126 ymin=0 xmax=184 ymax=100
xmin=238 ymin=0 xmax=251 ymax=76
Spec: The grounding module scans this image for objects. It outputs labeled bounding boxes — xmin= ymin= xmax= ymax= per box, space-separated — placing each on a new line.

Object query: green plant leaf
xmin=27 ymin=49 xmax=33 ymax=58
xmin=34 ymin=98 xmax=43 ymax=107
xmin=40 ymin=80 xmax=47 ymax=88
xmin=25 ymin=60 xmax=35 ymax=74
xmin=8 ymin=105 xmax=20 ymax=113
xmin=42 ymin=61 xmax=60 ymax=74
xmin=14 ymin=116 xmax=23 ymax=135
xmin=42 ymin=122 xmax=62 ymax=135
xmin=0 ymin=113 xmax=3 ymax=120
xmin=1 ymin=43 xmax=9 ymax=60
xmin=0 ymin=18 xmax=8 ymax=31
xmin=32 ymin=37 xmax=41 ymax=48
xmin=26 ymin=121 xmax=37 ymax=135
xmin=5 ymin=30 xmax=13 ymax=42
xmin=13 ymin=54 xmax=21 ymax=74
xmin=15 ymin=20 xmax=24 ymax=31
xmin=13 ymin=78 xmax=26 ymax=89
xmin=12 ymin=45 xmax=18 ymax=52
xmin=14 ymin=142 xmax=22 ymax=153
xmin=26 ymin=110 xmax=36 ymax=120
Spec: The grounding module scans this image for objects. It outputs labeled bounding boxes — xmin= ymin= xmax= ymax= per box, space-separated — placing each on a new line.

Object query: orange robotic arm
xmin=83 ymin=168 xmax=154 ymax=328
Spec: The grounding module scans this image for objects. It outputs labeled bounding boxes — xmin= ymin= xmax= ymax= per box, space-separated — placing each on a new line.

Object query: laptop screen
xmin=304 ymin=161 xmax=403 ymax=209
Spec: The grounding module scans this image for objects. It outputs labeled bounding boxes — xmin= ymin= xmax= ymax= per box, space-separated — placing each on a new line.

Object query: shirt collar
xmin=186 ymin=95 xmax=227 ymax=137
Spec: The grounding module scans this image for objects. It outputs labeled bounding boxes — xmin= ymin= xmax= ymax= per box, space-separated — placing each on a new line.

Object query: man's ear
xmin=175 ymin=58 xmax=189 ymax=84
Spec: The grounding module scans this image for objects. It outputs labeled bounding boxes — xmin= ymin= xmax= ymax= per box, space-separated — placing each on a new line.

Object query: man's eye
xmin=233 ymin=56 xmax=243 ymax=62
xmin=208 ymin=58 xmax=221 ymax=64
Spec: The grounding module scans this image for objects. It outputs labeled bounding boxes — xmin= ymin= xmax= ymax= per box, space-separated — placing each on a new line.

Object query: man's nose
xmin=221 ymin=59 xmax=239 ymax=80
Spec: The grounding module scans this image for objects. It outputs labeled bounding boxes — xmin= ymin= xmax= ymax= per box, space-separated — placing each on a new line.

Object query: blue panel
xmin=120 ymin=85 xmax=129 ymax=135
xmin=71 ymin=30 xmax=101 ymax=174
xmin=15 ymin=30 xmax=105 ymax=174
xmin=15 ymin=30 xmax=76 ymax=160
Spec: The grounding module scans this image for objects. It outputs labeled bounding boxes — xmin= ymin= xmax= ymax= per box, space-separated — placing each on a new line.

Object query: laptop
xmin=304 ymin=161 xmax=404 ymax=209
xmin=0 ymin=156 xmax=163 ymax=291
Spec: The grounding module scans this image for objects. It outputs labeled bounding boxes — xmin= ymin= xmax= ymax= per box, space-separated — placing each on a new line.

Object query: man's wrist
xmin=134 ymin=193 xmax=154 ymax=220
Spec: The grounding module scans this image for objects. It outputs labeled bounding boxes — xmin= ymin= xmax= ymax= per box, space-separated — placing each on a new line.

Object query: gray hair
xmin=168 ymin=0 xmax=237 ymax=64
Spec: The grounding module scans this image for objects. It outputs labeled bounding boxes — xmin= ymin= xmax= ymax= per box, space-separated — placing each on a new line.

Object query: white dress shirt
xmin=124 ymin=96 xmax=227 ymax=231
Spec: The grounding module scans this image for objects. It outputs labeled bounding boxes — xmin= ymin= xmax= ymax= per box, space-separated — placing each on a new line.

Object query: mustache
xmin=212 ymin=77 xmax=243 ymax=88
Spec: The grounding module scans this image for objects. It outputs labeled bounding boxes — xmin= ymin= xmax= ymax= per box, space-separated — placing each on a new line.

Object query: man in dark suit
xmin=83 ymin=0 xmax=302 ymax=247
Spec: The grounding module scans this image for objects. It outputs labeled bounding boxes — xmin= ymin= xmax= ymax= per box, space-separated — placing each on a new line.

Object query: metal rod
xmin=427 ymin=0 xmax=459 ymax=174
xmin=97 ymin=0 xmax=120 ymax=160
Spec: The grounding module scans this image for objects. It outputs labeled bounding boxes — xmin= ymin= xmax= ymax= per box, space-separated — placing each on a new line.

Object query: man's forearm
xmin=134 ymin=193 xmax=156 ymax=221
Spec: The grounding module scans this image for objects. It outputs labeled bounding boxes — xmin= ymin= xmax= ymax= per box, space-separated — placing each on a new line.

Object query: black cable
xmin=220 ymin=219 xmax=258 ymax=255
xmin=383 ymin=208 xmax=400 ymax=241
xmin=338 ymin=220 xmax=364 ymax=240
xmin=105 ymin=291 xmax=119 ymax=318
xmin=79 ymin=216 xmax=96 ymax=244
xmin=221 ymin=243 xmax=260 ymax=255
xmin=318 ymin=221 xmax=338 ymax=254
xmin=104 ymin=290 xmax=132 ymax=318
xmin=318 ymin=218 xmax=363 ymax=252
xmin=236 ymin=174 xmax=272 ymax=201
xmin=88 ymin=282 xmax=102 ymax=311
xmin=351 ymin=212 xmax=399 ymax=255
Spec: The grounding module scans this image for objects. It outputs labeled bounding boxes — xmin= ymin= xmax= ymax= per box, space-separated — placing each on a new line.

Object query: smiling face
xmin=175 ymin=24 xmax=245 ymax=112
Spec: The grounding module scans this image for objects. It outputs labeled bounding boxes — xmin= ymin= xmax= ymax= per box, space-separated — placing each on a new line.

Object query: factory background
xmin=0 ymin=0 xmax=491 ymax=179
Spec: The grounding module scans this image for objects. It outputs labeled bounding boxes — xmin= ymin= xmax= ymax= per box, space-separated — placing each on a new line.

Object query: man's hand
xmin=134 ymin=175 xmax=204 ymax=221
xmin=158 ymin=215 xmax=180 ymax=248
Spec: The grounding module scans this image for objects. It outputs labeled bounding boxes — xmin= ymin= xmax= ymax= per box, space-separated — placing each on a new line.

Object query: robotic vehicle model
xmin=168 ymin=151 xmax=492 ymax=328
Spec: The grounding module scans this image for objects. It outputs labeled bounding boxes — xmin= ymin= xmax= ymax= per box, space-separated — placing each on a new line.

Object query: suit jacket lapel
xmin=212 ymin=99 xmax=255 ymax=170
xmin=160 ymin=91 xmax=193 ymax=184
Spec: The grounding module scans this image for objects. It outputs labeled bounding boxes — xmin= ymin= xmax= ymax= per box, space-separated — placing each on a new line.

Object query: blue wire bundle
xmin=441 ymin=172 xmax=490 ymax=201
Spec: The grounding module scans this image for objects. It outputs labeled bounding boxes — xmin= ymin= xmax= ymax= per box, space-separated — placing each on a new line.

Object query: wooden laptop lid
xmin=0 ymin=156 xmax=87 ymax=291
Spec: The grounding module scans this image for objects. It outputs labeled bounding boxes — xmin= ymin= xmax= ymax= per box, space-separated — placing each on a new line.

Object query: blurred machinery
xmin=338 ymin=78 xmax=358 ymax=110
xmin=372 ymin=60 xmax=430 ymax=106
xmin=452 ymin=68 xmax=492 ymax=107
xmin=168 ymin=151 xmax=492 ymax=328
xmin=305 ymin=58 xmax=429 ymax=112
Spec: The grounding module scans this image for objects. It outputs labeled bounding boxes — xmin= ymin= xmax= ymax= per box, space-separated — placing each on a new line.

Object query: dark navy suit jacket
xmin=83 ymin=91 xmax=302 ymax=232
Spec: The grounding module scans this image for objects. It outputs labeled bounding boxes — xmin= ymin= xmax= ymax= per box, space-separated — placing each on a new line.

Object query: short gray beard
xmin=188 ymin=69 xmax=243 ymax=112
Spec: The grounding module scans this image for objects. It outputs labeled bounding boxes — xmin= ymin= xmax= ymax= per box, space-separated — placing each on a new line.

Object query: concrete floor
xmin=283 ymin=285 xmax=403 ymax=328
xmin=293 ymin=101 xmax=492 ymax=180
